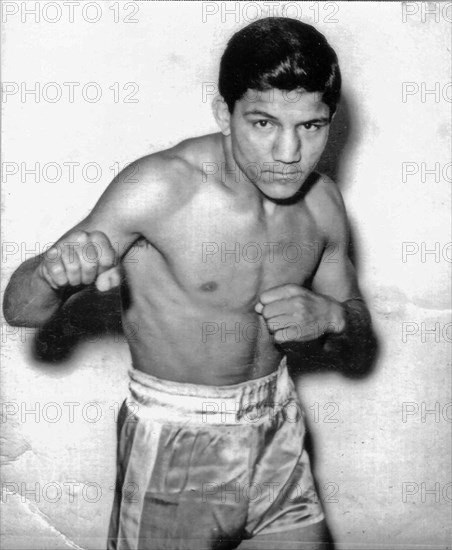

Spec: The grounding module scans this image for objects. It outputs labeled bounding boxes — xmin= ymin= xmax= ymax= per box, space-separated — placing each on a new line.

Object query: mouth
xmin=263 ymin=170 xmax=303 ymax=181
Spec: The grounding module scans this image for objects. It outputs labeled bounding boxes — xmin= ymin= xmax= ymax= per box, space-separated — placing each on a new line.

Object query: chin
xmin=256 ymin=180 xmax=304 ymax=202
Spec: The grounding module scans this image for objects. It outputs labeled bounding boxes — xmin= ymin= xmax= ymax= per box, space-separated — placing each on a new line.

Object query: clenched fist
xmin=255 ymin=284 xmax=345 ymax=343
xmin=38 ymin=230 xmax=121 ymax=292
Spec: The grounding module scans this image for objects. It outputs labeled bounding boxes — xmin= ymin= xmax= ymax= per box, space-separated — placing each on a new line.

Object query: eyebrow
xmin=243 ymin=109 xmax=330 ymax=124
xmin=243 ymin=109 xmax=278 ymax=119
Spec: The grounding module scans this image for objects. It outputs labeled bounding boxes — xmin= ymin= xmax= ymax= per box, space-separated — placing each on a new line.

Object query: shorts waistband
xmin=127 ymin=357 xmax=293 ymax=425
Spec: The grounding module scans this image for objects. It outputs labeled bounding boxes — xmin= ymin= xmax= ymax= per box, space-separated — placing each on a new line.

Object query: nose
xmin=273 ymin=129 xmax=301 ymax=164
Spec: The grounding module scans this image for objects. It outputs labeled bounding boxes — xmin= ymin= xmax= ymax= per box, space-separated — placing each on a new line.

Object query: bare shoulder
xmin=94 ymin=138 xmax=205 ymax=221
xmin=304 ymin=172 xmax=349 ymax=240
xmin=83 ymin=133 xmax=219 ymax=240
xmin=127 ymin=134 xmax=217 ymax=204
xmin=119 ymin=145 xmax=197 ymax=208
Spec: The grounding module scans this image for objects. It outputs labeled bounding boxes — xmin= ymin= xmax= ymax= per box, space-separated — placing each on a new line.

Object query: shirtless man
xmin=4 ymin=17 xmax=375 ymax=550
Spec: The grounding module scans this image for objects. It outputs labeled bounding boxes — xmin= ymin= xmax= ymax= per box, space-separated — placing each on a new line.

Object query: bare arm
xmin=257 ymin=177 xmax=377 ymax=374
xmin=308 ymin=179 xmax=376 ymax=371
xmin=3 ymin=157 xmax=164 ymax=327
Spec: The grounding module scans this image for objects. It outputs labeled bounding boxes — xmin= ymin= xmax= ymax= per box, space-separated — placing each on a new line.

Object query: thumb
xmin=95 ymin=265 xmax=121 ymax=292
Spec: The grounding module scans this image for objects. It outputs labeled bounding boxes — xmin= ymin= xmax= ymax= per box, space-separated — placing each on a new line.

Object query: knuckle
xmin=102 ymin=248 xmax=115 ymax=263
xmin=60 ymin=246 xmax=75 ymax=258
xmin=64 ymin=262 xmax=79 ymax=275
xmin=294 ymin=311 xmax=304 ymax=323
xmin=90 ymin=230 xmax=109 ymax=245
xmin=81 ymin=260 xmax=98 ymax=270
xmin=40 ymin=264 xmax=53 ymax=282
xmin=82 ymin=242 xmax=102 ymax=262
xmin=44 ymin=246 xmax=61 ymax=262
xmin=48 ymin=263 xmax=64 ymax=275
xmin=81 ymin=265 xmax=96 ymax=277
xmin=82 ymin=273 xmax=96 ymax=285
xmin=71 ymin=230 xmax=88 ymax=242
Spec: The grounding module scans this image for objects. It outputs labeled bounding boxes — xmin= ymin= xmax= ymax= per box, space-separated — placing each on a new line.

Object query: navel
xmin=200 ymin=281 xmax=218 ymax=292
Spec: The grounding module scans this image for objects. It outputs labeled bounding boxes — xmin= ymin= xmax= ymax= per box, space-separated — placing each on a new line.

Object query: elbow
xmin=3 ymin=311 xmax=46 ymax=328
xmin=2 ymin=289 xmax=17 ymax=326
xmin=3 ymin=300 xmax=30 ymax=328
xmin=2 ymin=277 xmax=21 ymax=326
xmin=2 ymin=289 xmax=42 ymax=328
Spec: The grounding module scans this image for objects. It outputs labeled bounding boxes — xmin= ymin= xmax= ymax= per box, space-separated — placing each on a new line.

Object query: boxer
xmin=4 ymin=17 xmax=376 ymax=550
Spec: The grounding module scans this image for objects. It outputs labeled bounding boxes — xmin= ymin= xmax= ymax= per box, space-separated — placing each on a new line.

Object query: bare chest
xmin=142 ymin=197 xmax=323 ymax=309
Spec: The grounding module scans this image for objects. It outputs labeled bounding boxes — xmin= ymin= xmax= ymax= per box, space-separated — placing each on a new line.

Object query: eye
xmin=254 ymin=120 xmax=272 ymax=128
xmin=303 ymin=123 xmax=320 ymax=131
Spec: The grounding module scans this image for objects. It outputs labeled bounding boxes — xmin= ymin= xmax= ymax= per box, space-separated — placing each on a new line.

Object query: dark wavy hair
xmin=219 ymin=17 xmax=341 ymax=115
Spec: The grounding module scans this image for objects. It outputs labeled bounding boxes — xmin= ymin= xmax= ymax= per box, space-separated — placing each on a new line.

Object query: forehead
xmin=236 ymin=88 xmax=329 ymax=118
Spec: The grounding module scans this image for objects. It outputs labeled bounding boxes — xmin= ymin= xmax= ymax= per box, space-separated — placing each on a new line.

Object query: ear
xmin=329 ymin=106 xmax=337 ymax=123
xmin=212 ymin=96 xmax=231 ymax=136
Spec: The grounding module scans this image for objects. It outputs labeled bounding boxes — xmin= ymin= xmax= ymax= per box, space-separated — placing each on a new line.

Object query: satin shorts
xmin=107 ymin=357 xmax=324 ymax=550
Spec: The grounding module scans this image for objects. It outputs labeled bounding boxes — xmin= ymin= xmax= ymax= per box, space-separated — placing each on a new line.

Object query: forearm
xmin=322 ymin=297 xmax=377 ymax=373
xmin=280 ymin=297 xmax=377 ymax=374
xmin=3 ymin=255 xmax=72 ymax=327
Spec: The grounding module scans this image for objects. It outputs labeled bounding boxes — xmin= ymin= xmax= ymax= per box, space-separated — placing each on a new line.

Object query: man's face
xmin=228 ymin=88 xmax=331 ymax=200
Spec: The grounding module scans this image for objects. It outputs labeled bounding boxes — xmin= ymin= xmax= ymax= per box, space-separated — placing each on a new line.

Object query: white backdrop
xmin=1 ymin=2 xmax=451 ymax=549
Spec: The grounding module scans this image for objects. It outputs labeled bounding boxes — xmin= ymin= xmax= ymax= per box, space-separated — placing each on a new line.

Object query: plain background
xmin=1 ymin=1 xmax=451 ymax=549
